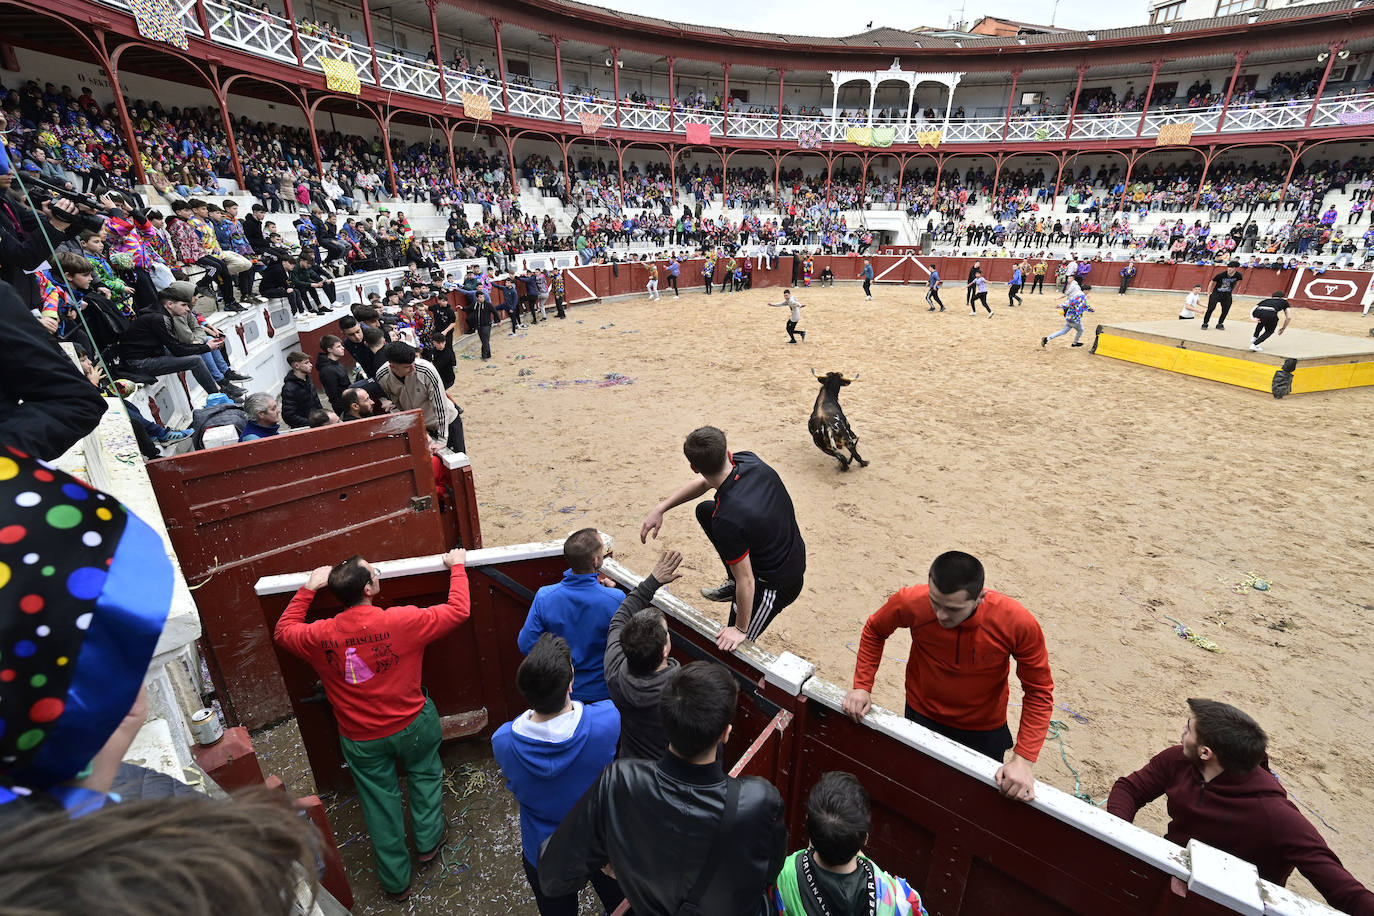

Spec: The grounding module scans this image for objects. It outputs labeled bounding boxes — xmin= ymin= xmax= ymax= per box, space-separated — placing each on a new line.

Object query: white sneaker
xmin=507 ymin=332 xmax=516 ymax=337
xmin=1250 ymin=343 xmax=1263 ymax=351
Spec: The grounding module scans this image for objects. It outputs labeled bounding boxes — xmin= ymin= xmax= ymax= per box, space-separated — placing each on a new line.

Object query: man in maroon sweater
xmin=274 ymin=548 xmax=468 ymax=902
xmin=1108 ymin=698 xmax=1374 ymax=915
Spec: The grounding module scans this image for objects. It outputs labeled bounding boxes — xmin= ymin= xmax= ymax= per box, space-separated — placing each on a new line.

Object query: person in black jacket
xmin=316 ymin=336 xmax=351 ymax=414
xmin=118 ymin=284 xmax=244 ymax=401
xmin=242 ymin=203 xmax=268 ymax=254
xmin=538 ymin=662 xmax=786 ymax=916
xmin=0 ymin=279 xmax=107 ymax=459
xmin=280 ymin=351 xmax=322 ymax=429
xmin=0 ymin=176 xmax=82 ymax=309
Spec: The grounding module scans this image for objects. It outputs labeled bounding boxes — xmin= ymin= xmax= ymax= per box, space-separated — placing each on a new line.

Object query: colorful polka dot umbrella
xmin=0 ymin=446 xmax=171 ymax=798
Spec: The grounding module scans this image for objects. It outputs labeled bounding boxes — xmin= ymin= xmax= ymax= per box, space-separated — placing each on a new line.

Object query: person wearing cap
xmin=166 ymin=200 xmax=241 ymax=313
xmin=0 ymin=445 xmax=173 ymax=819
xmin=116 ymin=282 xmax=246 ymax=402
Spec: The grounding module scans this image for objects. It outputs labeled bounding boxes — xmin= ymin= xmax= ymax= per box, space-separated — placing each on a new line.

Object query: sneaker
xmin=222 ymin=370 xmax=251 ymax=382
xmin=419 ymin=826 xmax=449 ymax=865
xmin=385 ymin=886 xmax=412 ymax=904
xmin=518 ymin=323 xmax=529 ymax=329
xmin=700 ymin=581 xmax=735 ymax=603
xmin=1250 ymin=343 xmax=1263 ymax=351
xmin=1041 ymin=337 xmax=1048 ymax=348
xmin=787 ymin=339 xmax=797 ymax=344
xmin=1200 ymin=324 xmax=1209 ymax=330
xmin=1216 ymin=324 xmax=1225 ymax=331
xmin=1071 ymin=342 xmax=1085 ymax=347
xmin=156 ymin=428 xmax=194 ymax=443
xmin=224 ymin=302 xmax=248 ymax=313
xmin=988 ymin=312 xmax=995 ymax=318
xmin=507 ymin=332 xmax=516 ymax=337
xmin=927 ymin=306 xmax=936 ymax=311
xmin=219 ymin=382 xmax=247 ymax=399
xmin=799 ymin=330 xmax=806 ymax=340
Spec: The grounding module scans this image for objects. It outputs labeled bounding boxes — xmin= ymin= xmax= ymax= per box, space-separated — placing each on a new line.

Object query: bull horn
xmin=810 ymin=368 xmax=817 ymax=376
xmin=852 ymin=372 xmax=861 ymax=380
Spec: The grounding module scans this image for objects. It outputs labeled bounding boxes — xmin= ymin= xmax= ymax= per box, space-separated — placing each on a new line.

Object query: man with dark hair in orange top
xmin=842 ymin=551 xmax=1053 ymax=803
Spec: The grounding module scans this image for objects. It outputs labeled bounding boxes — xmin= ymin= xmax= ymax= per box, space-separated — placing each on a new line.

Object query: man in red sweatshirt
xmin=842 ymin=551 xmax=1053 ymax=803
xmin=1108 ymin=699 xmax=1374 ymax=915
xmin=274 ymin=547 xmax=469 ymax=902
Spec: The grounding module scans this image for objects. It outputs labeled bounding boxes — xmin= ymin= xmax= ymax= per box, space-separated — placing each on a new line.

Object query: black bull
xmin=809 ymin=371 xmax=869 ymax=471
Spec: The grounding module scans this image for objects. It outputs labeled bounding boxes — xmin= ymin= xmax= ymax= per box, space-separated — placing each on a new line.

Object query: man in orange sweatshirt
xmin=842 ymin=551 xmax=1053 ymax=803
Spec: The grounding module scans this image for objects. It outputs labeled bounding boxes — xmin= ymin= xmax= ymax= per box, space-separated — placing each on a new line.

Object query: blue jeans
xmin=201 ymin=348 xmax=230 ymax=381
xmin=1048 ymin=317 xmax=1085 ymax=343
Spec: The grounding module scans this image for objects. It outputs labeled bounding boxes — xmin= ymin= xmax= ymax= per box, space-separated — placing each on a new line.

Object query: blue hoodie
xmin=492 ymin=700 xmax=621 ymax=864
xmin=517 ymin=571 xmax=623 ymax=703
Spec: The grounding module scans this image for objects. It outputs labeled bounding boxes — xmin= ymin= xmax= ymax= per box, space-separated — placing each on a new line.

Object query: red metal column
xmin=211 ymin=75 xmax=244 ymax=187
xmin=613 ymin=48 xmax=622 ymax=128
xmin=1001 ymin=70 xmax=1020 ymax=141
xmin=992 ymin=153 xmax=1003 ymax=201
xmin=1064 ymin=64 xmax=1087 ymax=140
xmin=381 ymin=120 xmax=397 ymax=195
xmin=1192 ymin=147 xmax=1214 ymax=209
xmin=667 ymin=57 xmax=676 ymax=132
xmin=1279 ymin=143 xmax=1302 ymax=207
xmin=722 ymin=63 xmax=731 ymax=137
xmin=616 ymin=144 xmax=625 ymax=206
xmin=427 ymin=0 xmax=446 ymax=101
xmin=359 ymin=0 xmax=382 ymax=85
xmin=281 ymin=0 xmax=304 ymax=67
xmin=554 ymin=37 xmax=565 ymax=124
xmin=445 ymin=126 xmax=457 ymax=184
xmin=1304 ymin=42 xmax=1345 ymax=128
xmin=99 ymin=36 xmax=147 ymax=185
xmin=303 ymin=100 xmax=325 ymax=179
xmin=492 ymin=19 xmax=508 ymax=112
xmin=825 ymin=154 xmax=832 ymax=210
xmin=777 ymin=69 xmax=786 ymax=139
xmin=1215 ymin=51 xmax=1247 ymax=133
xmin=1136 ymin=60 xmax=1162 ymax=138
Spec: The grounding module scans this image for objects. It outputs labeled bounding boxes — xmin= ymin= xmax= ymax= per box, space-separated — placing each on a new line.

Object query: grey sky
xmin=591 ymin=0 xmax=1144 ymax=35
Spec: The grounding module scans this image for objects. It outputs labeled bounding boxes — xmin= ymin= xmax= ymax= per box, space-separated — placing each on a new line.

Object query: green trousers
xmin=338 ymin=698 xmax=446 ymax=893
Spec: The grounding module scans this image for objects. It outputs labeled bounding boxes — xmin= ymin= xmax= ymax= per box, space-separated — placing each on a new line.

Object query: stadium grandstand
xmin=3 ymin=0 xmax=1373 ymax=913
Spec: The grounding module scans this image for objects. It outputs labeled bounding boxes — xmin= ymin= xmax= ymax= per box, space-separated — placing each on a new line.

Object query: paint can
xmin=190 ymin=707 xmax=224 ymax=746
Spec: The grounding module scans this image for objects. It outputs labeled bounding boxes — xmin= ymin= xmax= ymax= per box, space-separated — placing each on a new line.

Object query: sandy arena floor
xmin=448 ymin=279 xmax=1374 ymax=904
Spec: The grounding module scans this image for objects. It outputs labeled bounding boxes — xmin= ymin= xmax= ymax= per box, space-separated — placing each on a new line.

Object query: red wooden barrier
xmin=145 ymin=413 xmax=450 ymax=727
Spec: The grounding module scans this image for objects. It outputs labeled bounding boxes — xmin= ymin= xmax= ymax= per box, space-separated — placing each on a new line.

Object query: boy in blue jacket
xmin=518 ymin=528 xmax=623 ymax=703
xmin=493 ymin=634 xmax=625 ymax=916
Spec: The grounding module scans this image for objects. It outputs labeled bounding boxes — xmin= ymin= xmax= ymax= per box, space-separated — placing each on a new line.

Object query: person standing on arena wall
xmin=862 ymin=259 xmax=875 ymax=300
xmin=640 ymin=426 xmax=806 ymax=653
xmin=841 ymin=551 xmax=1054 ymax=804
xmin=769 ymin=289 xmax=806 ymax=343
xmin=1202 ymin=260 xmax=1243 ymax=330
xmin=925 ymin=267 xmax=944 ymax=311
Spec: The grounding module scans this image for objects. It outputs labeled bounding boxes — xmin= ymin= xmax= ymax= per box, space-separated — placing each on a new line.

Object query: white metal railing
xmin=205 ymin=0 xmax=294 ymax=63
xmin=619 ymin=104 xmax=671 ymax=133
xmin=377 ymin=50 xmax=440 ymax=99
xmin=506 ymin=84 xmax=562 ymax=122
xmin=447 ymin=72 xmax=504 ymax=112
xmin=93 ymin=0 xmax=202 ymax=35
xmin=1070 ymin=111 xmax=1139 ymax=141
xmin=1310 ymin=90 xmax=1374 ymax=128
xmin=298 ymin=30 xmax=376 ymax=85
xmin=82 ymin=10 xmax=1374 ymax=148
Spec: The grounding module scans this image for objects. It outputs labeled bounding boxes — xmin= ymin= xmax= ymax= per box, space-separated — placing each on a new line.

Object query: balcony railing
xmin=204 ymin=0 xmax=293 ymax=63
xmin=299 ymin=30 xmax=376 ymax=85
xmin=81 ymin=7 xmax=1374 ymax=148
